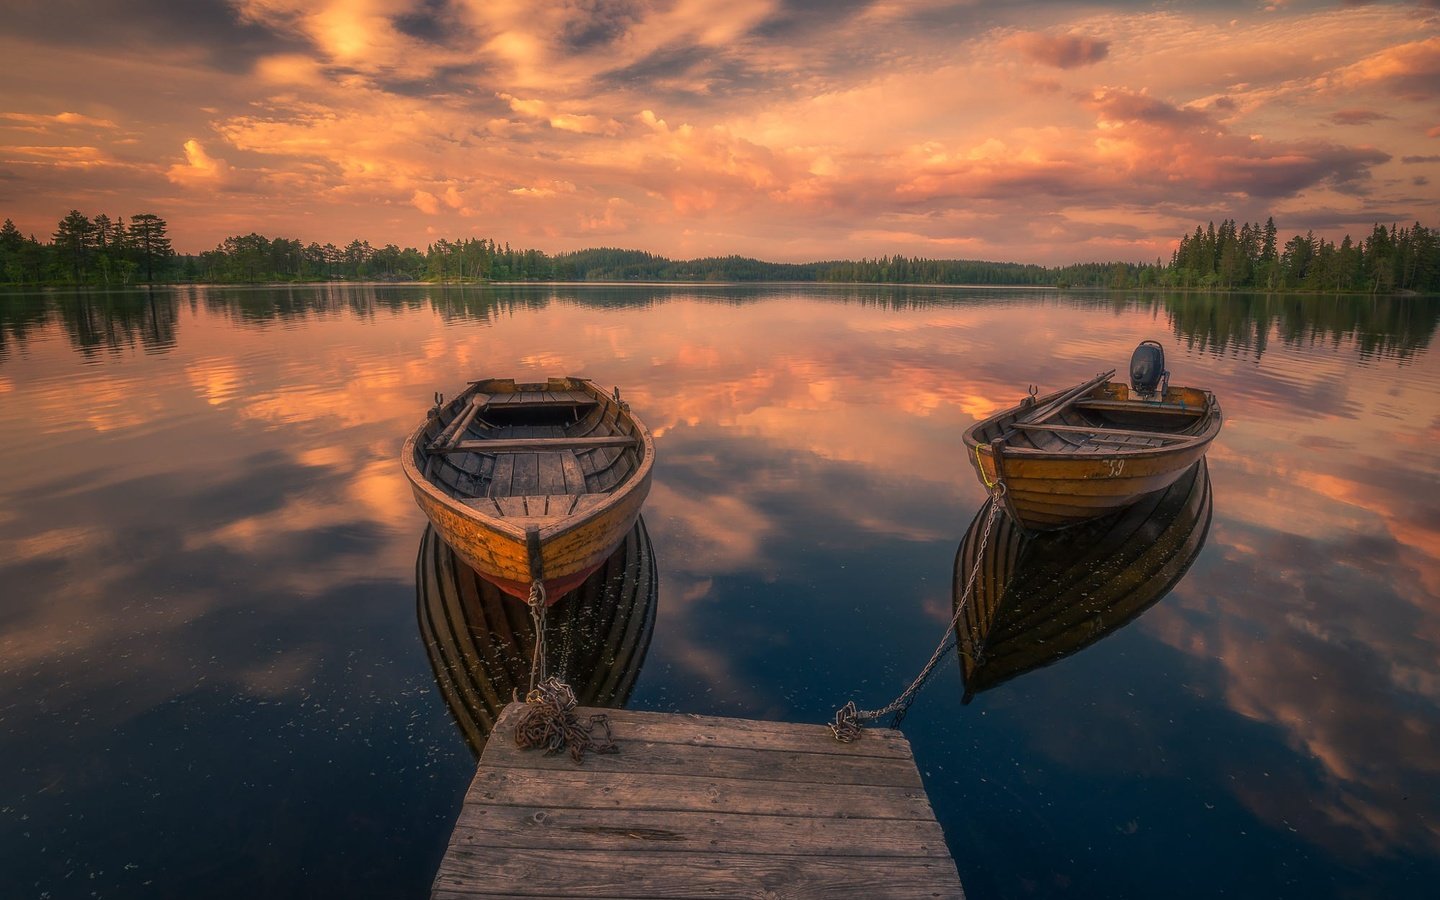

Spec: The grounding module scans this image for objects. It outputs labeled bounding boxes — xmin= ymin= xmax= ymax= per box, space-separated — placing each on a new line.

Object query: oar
xmin=1015 ymin=369 xmax=1116 ymax=426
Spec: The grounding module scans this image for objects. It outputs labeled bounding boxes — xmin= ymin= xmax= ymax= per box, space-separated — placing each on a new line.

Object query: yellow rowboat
xmin=962 ymin=342 xmax=1221 ymax=533
xmin=954 ymin=458 xmax=1212 ymax=702
xmin=415 ymin=518 xmax=657 ymax=755
xmin=401 ymin=377 xmax=653 ymax=603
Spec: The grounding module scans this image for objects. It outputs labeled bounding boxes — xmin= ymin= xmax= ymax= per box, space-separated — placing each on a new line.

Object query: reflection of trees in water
xmin=427 ymin=286 xmax=551 ymax=324
xmin=197 ymin=284 xmax=428 ymax=324
xmin=53 ymin=290 xmax=180 ymax=358
xmin=5 ymin=285 xmax=1435 ymax=363
xmin=0 ymin=294 xmax=51 ymax=363
xmin=1143 ymin=293 xmax=1439 ymax=363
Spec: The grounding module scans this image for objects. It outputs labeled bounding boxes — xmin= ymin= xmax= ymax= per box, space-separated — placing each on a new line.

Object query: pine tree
xmin=52 ymin=209 xmax=96 ymax=283
xmin=128 ymin=213 xmax=173 ymax=283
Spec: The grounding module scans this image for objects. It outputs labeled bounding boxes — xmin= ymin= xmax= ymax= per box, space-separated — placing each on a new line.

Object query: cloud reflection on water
xmin=0 ymin=284 xmax=1437 ymax=897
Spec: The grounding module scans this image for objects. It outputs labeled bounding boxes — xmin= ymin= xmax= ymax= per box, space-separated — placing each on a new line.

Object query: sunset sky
xmin=3 ymin=0 xmax=1438 ymax=264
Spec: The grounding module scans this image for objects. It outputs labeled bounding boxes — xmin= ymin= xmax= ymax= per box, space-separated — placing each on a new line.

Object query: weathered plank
xmin=434 ymin=848 xmax=963 ymax=899
xmin=486 ymin=456 xmax=514 ymax=498
xmin=436 ymin=435 xmax=639 ymax=454
xmin=559 ymin=450 xmax=587 ymax=495
xmin=511 ymin=453 xmax=540 ymax=495
xmin=463 ymin=768 xmax=937 ymax=820
xmin=450 ymin=804 xmax=951 ymax=856
xmin=493 ymin=708 xmax=914 ymax=759
xmin=536 ymin=452 xmax=567 ymax=495
xmin=432 ymin=704 xmax=964 ymax=899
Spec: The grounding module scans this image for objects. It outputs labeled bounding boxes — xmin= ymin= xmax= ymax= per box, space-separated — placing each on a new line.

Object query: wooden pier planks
xmin=433 ymin=704 xmax=964 ymax=899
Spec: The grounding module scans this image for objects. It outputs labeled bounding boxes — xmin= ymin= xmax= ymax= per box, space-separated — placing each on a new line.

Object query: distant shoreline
xmin=0 ymin=280 xmax=1431 ymax=297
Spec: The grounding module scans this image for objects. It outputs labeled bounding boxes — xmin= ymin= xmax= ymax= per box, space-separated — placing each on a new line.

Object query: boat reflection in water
xmin=416 ymin=517 xmax=657 ymax=757
xmin=954 ymin=459 xmax=1212 ymax=702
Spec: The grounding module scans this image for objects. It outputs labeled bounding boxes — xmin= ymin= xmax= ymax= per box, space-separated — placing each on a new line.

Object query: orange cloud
xmin=1327 ymin=36 xmax=1440 ymax=100
xmin=167 ymin=138 xmax=244 ymax=189
xmin=0 ymin=111 xmax=119 ymax=130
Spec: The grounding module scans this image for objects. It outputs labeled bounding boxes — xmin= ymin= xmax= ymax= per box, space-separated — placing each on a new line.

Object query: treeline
xmin=1 ymin=211 xmax=175 ymax=286
xmin=1159 ymin=218 xmax=1440 ymax=292
xmin=3 ymin=207 xmax=1437 ymax=292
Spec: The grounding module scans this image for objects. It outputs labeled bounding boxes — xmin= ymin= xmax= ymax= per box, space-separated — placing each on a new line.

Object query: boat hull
xmin=406 ymin=470 xmax=651 ymax=601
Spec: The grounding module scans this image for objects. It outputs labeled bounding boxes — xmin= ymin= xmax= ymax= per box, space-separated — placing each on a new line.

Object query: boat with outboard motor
xmin=962 ymin=341 xmax=1221 ymax=533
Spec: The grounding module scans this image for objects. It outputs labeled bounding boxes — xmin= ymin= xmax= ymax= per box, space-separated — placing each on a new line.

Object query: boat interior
xmin=978 ymin=382 xmax=1216 ymax=454
xmin=418 ymin=380 xmax=644 ymax=518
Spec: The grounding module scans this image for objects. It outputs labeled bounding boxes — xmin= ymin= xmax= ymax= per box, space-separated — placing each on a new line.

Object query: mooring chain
xmin=525 ymin=579 xmax=549 ymax=693
xmin=512 ymin=578 xmax=619 ymax=763
xmin=514 ymin=677 xmax=618 ymax=763
xmin=830 ymin=485 xmax=1005 ymax=742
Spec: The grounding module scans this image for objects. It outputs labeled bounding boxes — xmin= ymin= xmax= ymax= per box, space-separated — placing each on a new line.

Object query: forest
xmin=1159 ymin=217 xmax=1438 ymax=293
xmin=2 ymin=208 xmax=1437 ymax=293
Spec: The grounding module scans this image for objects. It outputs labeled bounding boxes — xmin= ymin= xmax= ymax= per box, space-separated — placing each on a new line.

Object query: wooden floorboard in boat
xmin=432 ymin=704 xmax=964 ymax=899
xmin=559 ymin=451 xmax=586 ymax=495
xmin=536 ymin=452 xmax=567 ymax=495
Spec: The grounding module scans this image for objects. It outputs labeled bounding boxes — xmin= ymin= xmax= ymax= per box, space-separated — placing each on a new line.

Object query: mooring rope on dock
xmin=831 ymin=485 xmax=1005 ymax=742
xmin=513 ymin=578 xmax=619 ymax=763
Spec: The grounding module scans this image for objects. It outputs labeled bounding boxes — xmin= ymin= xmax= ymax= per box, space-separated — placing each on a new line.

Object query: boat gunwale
xmin=400 ymin=376 xmax=656 ymax=544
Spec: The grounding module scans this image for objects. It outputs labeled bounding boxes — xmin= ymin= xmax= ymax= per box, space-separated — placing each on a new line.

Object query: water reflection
xmin=0 ymin=289 xmax=180 ymax=358
xmin=955 ymin=459 xmax=1212 ymax=701
xmin=1 ymin=283 xmax=1437 ymax=900
xmin=1148 ymin=293 xmax=1438 ymax=362
xmin=2 ymin=287 xmax=1435 ymax=366
xmin=416 ymin=517 xmax=657 ymax=757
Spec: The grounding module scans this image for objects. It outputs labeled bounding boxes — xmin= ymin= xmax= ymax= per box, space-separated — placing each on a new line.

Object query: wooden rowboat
xmin=954 ymin=458 xmax=1211 ymax=702
xmin=416 ymin=518 xmax=657 ymax=756
xmin=962 ymin=347 xmax=1220 ymax=532
xmin=401 ymin=377 xmax=653 ymax=603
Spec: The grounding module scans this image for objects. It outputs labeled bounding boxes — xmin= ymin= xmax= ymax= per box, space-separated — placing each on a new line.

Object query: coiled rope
xmin=511 ymin=578 xmax=619 ymax=763
xmin=831 ymin=485 xmax=1005 ymax=742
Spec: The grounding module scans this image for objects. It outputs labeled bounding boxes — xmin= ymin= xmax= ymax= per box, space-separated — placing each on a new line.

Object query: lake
xmin=1 ymin=284 xmax=1437 ymax=899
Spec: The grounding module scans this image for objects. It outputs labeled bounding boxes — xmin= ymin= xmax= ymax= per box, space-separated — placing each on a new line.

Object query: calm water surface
xmin=1 ymin=285 xmax=1437 ymax=899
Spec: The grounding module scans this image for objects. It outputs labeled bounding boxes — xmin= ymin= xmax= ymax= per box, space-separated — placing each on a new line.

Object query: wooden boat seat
xmin=431 ymin=435 xmax=639 ymax=454
xmin=1074 ymin=399 xmax=1201 ymax=417
xmin=480 ymin=390 xmax=599 ymax=409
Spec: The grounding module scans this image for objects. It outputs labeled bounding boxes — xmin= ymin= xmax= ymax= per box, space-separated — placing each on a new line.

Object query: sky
xmin=1 ymin=0 xmax=1438 ymax=264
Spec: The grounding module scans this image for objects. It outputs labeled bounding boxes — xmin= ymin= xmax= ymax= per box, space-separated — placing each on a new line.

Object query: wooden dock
xmin=432 ymin=703 xmax=964 ymax=899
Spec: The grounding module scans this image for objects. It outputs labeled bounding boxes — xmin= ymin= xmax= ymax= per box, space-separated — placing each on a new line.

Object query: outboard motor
xmin=1129 ymin=340 xmax=1169 ymax=399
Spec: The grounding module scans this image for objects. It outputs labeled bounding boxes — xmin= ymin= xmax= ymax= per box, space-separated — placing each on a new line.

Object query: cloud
xmin=1325 ymin=36 xmax=1440 ymax=101
xmin=500 ymin=93 xmax=622 ymax=135
xmin=1329 ymin=108 xmax=1391 ymax=125
xmin=411 ymin=189 xmax=440 ymax=214
xmin=1009 ymin=31 xmax=1110 ymax=69
xmin=0 ymin=0 xmax=1435 ymax=262
xmin=0 ymin=111 xmax=120 ymax=131
xmin=166 ymin=138 xmax=243 ymax=189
